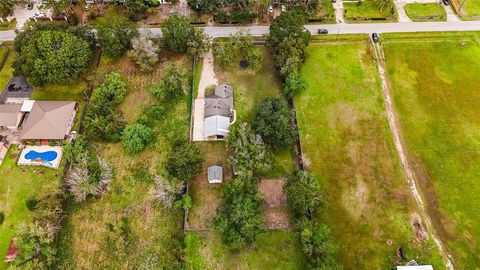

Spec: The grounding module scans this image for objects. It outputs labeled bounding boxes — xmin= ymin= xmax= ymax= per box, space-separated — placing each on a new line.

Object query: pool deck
xmin=17 ymin=146 xmax=63 ymax=169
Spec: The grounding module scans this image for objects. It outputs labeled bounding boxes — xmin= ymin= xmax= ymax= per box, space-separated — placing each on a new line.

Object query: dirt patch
xmin=258 ymin=179 xmax=292 ymax=230
xmin=411 ymin=212 xmax=429 ymax=242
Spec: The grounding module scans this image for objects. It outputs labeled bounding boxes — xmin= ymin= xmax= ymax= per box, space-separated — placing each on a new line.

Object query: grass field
xmin=384 ymin=35 xmax=480 ymax=269
xmin=54 ymin=54 xmax=190 ymax=269
xmin=344 ymin=0 xmax=396 ymax=21
xmin=0 ymin=51 xmax=13 ymax=90
xmin=185 ymin=231 xmax=306 ymax=270
xmin=0 ymin=146 xmax=64 ymax=270
xmin=0 ymin=20 xmax=16 ymax=31
xmin=405 ymin=3 xmax=446 ymax=22
xmin=452 ymin=0 xmax=480 ymax=20
xmin=295 ymin=43 xmax=444 ymax=269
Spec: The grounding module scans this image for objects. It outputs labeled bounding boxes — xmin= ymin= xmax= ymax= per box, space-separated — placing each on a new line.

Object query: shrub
xmin=161 ymin=15 xmax=194 ymax=53
xmin=150 ymin=175 xmax=183 ymax=208
xmin=127 ymin=34 xmax=161 ymax=73
xmin=165 ymin=139 xmax=203 ymax=183
xmin=26 ymin=198 xmax=39 ymax=211
xmin=0 ymin=212 xmax=4 ymax=225
xmin=283 ymin=71 xmax=308 ymax=99
xmin=284 ymin=171 xmax=325 ymax=217
xmin=150 ymin=105 xmax=166 ymax=120
xmin=97 ymin=15 xmax=139 ymax=57
xmin=122 ymin=124 xmax=154 ymax=155
xmin=150 ymin=65 xmax=190 ymax=101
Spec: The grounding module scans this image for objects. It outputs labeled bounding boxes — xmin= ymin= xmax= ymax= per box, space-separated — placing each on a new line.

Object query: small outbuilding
xmin=207 ymin=165 xmax=223 ymax=183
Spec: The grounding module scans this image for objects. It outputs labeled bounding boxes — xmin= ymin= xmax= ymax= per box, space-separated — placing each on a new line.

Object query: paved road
xmin=2 ymin=21 xmax=480 ymax=42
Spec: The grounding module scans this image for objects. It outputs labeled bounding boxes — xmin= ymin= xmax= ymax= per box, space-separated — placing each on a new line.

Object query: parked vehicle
xmin=372 ymin=33 xmax=379 ymax=43
xmin=27 ymin=2 xmax=34 ymax=10
xmin=332 ymin=0 xmax=336 ymax=3
xmin=281 ymin=5 xmax=286 ymax=12
xmin=442 ymin=0 xmax=449 ymax=5
xmin=318 ymin=29 xmax=329 ymax=34
xmin=268 ymin=5 xmax=273 ymax=13
xmin=33 ymin=12 xmax=45 ymax=18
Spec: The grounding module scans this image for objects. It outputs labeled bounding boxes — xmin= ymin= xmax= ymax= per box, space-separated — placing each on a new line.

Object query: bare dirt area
xmin=258 ymin=179 xmax=292 ymax=230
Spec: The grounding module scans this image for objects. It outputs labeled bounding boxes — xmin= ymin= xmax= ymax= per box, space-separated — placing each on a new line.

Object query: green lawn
xmin=0 ymin=51 xmax=13 ymax=90
xmin=185 ymin=231 xmax=306 ymax=270
xmin=405 ymin=3 xmax=446 ymax=22
xmin=215 ymin=47 xmax=295 ymax=178
xmin=0 ymin=146 xmax=64 ymax=270
xmin=0 ymin=20 xmax=16 ymax=31
xmin=54 ymin=54 xmax=189 ymax=270
xmin=452 ymin=0 xmax=480 ymax=20
xmin=344 ymin=0 xmax=396 ymax=21
xmin=384 ymin=35 xmax=480 ymax=269
xmin=295 ymin=43 xmax=444 ymax=269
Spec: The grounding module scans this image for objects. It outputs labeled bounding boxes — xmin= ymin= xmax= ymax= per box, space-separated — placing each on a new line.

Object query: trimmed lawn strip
xmin=0 ymin=146 xmax=64 ymax=270
xmin=0 ymin=20 xmax=16 ymax=31
xmin=344 ymin=0 xmax=396 ymax=22
xmin=384 ymin=38 xmax=480 ymax=269
xmin=0 ymin=51 xmax=14 ymax=91
xmin=55 ymin=54 xmax=190 ymax=269
xmin=405 ymin=3 xmax=446 ymax=22
xmin=296 ymin=43 xmax=444 ymax=269
xmin=190 ymin=231 xmax=306 ymax=269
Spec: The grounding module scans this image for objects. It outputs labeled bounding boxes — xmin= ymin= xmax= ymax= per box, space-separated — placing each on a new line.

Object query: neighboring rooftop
xmin=0 ymin=104 xmax=22 ymax=127
xmin=0 ymin=76 xmax=33 ymax=104
xmin=20 ymin=101 xmax=76 ymax=140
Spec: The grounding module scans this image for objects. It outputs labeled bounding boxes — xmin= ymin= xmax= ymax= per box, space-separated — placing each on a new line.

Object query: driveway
xmin=333 ymin=0 xmax=346 ymax=23
xmin=192 ymin=51 xmax=218 ymax=141
xmin=11 ymin=1 xmax=42 ymax=30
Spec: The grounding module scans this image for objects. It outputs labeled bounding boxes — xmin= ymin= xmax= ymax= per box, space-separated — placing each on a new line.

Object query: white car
xmin=281 ymin=5 xmax=286 ymax=12
xmin=268 ymin=5 xmax=273 ymax=13
xmin=33 ymin=12 xmax=45 ymax=18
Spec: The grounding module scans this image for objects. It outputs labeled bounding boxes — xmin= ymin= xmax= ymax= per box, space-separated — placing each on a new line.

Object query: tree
xmin=39 ymin=0 xmax=69 ymax=16
xmin=164 ymin=139 xmax=203 ymax=183
xmin=150 ymin=65 xmax=190 ymax=100
xmin=64 ymin=135 xmax=91 ymax=164
xmin=266 ymin=10 xmax=310 ymax=78
xmin=0 ymin=0 xmax=18 ymax=17
xmin=284 ymin=171 xmax=325 ymax=217
xmin=213 ymin=30 xmax=262 ymax=69
xmin=65 ymin=154 xmax=113 ymax=202
xmin=150 ymin=175 xmax=183 ymax=208
xmin=161 ymin=15 xmax=194 ymax=53
xmin=226 ymin=122 xmax=272 ymax=175
xmin=253 ymin=96 xmax=296 ymax=149
xmin=97 ymin=15 xmax=139 ymax=57
xmin=124 ymin=0 xmax=147 ymax=21
xmin=214 ymin=176 xmax=264 ymax=249
xmin=83 ymin=73 xmax=127 ymax=142
xmin=14 ymin=30 xmax=92 ymax=85
xmin=266 ymin=10 xmax=310 ymax=49
xmin=127 ymin=34 xmax=161 ymax=73
xmin=122 ymin=124 xmax=154 ymax=155
xmin=187 ymin=28 xmax=212 ymax=59
xmin=296 ymin=218 xmax=342 ymax=270
xmin=283 ymin=71 xmax=308 ymax=99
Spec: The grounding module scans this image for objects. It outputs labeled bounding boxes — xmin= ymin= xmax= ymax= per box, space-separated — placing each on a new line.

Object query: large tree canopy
xmin=0 ymin=0 xmax=18 ymax=17
xmin=97 ymin=15 xmax=139 ymax=57
xmin=165 ymin=139 xmax=203 ymax=183
xmin=161 ymin=15 xmax=195 ymax=53
xmin=284 ymin=171 xmax=325 ymax=217
xmin=253 ymin=96 xmax=297 ymax=149
xmin=214 ymin=175 xmax=264 ymax=250
xmin=14 ymin=30 xmax=92 ymax=85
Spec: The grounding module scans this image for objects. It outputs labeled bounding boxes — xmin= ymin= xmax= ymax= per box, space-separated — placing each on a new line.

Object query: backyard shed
xmin=207 ymin=165 xmax=223 ymax=183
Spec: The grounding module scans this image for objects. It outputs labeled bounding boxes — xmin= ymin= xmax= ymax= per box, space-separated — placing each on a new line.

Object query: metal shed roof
xmin=204 ymin=115 xmax=230 ymax=139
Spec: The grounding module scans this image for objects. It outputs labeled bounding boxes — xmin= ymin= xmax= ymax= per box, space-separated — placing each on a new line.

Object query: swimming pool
xmin=25 ymin=150 xmax=58 ymax=162
xmin=17 ymin=146 xmax=63 ymax=169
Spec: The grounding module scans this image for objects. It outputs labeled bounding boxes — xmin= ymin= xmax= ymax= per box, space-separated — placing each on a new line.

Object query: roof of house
xmin=215 ymin=84 xmax=233 ymax=98
xmin=0 ymin=76 xmax=32 ymax=104
xmin=21 ymin=100 xmax=36 ymax=112
xmin=204 ymin=115 xmax=230 ymax=138
xmin=0 ymin=104 xmax=21 ymax=127
xmin=20 ymin=101 xmax=76 ymax=140
xmin=204 ymin=97 xmax=233 ymax=118
xmin=208 ymin=166 xmax=223 ymax=181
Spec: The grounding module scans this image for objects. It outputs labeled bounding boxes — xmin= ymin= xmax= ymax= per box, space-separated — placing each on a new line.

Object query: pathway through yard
xmin=372 ymin=40 xmax=454 ymax=270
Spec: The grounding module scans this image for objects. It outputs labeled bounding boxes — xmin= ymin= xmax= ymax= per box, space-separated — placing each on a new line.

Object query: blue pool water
xmin=25 ymin=150 xmax=58 ymax=162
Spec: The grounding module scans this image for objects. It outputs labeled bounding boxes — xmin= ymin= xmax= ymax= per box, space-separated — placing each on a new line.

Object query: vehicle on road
xmin=281 ymin=5 xmax=286 ymax=12
xmin=27 ymin=2 xmax=34 ymax=10
xmin=268 ymin=5 xmax=273 ymax=13
xmin=442 ymin=0 xmax=449 ymax=5
xmin=372 ymin=33 xmax=379 ymax=43
xmin=33 ymin=12 xmax=45 ymax=18
xmin=318 ymin=29 xmax=329 ymax=34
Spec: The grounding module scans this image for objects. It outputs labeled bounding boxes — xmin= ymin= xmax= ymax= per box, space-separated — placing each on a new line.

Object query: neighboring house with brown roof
xmin=20 ymin=101 xmax=77 ymax=142
xmin=0 ymin=104 xmax=23 ymax=129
